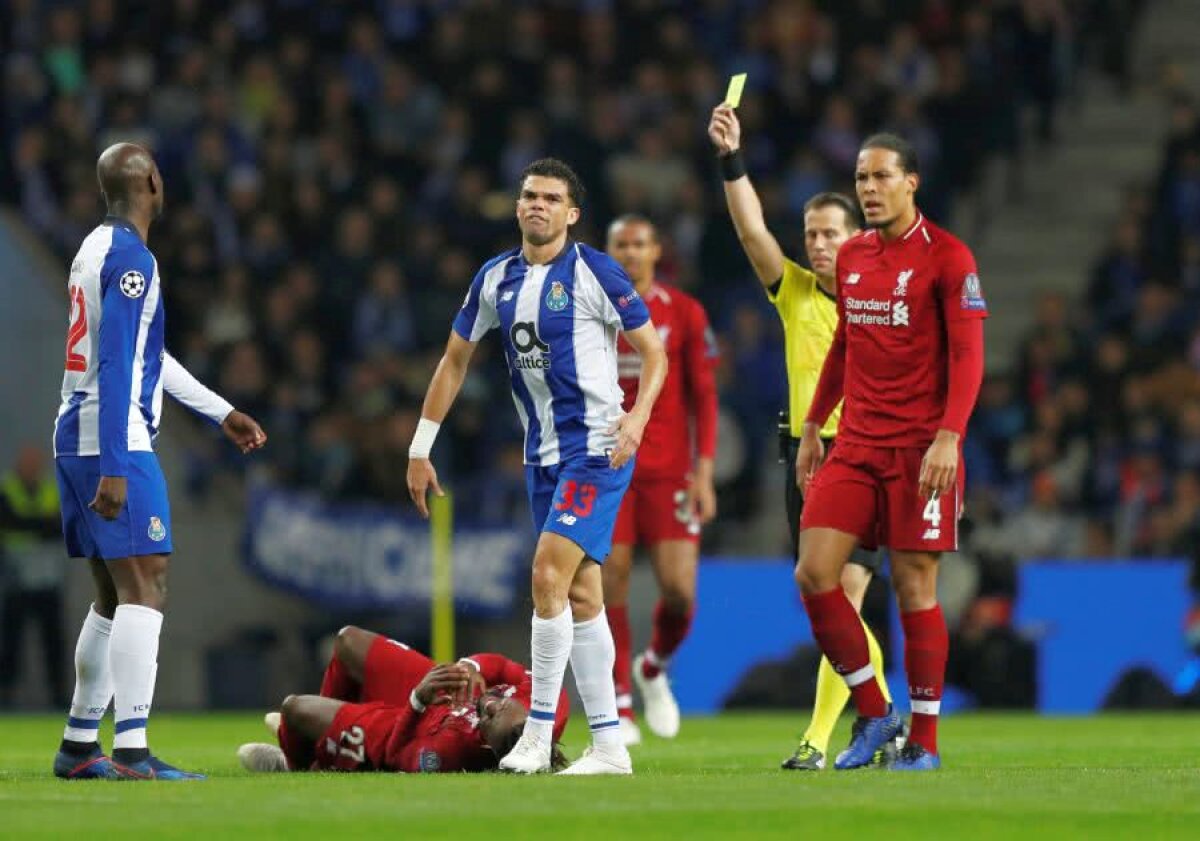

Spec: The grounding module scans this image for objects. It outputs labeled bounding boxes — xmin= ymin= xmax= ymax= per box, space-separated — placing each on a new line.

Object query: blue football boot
xmin=834 ymin=705 xmax=902 ymax=770
xmin=53 ymin=743 xmax=124 ymax=780
xmin=889 ymin=742 xmax=941 ymax=771
xmin=113 ymin=754 xmax=207 ymax=781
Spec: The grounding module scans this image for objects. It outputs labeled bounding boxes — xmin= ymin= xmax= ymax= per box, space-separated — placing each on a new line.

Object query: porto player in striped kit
xmin=407 ymin=159 xmax=667 ymax=775
xmin=796 ymin=134 xmax=987 ymax=771
xmin=604 ymin=216 xmax=718 ymax=745
xmin=51 ymin=144 xmax=266 ymax=780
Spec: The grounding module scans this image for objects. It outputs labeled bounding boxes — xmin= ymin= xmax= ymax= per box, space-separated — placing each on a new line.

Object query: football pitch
xmin=3 ymin=712 xmax=1197 ymax=839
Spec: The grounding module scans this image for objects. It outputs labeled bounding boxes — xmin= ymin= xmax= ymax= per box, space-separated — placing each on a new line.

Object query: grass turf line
xmin=2 ymin=712 xmax=1198 ymax=839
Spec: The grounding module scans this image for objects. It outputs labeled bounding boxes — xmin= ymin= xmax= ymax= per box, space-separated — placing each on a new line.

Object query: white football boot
xmin=238 ymin=742 xmax=288 ymax=773
xmin=557 ymin=744 xmax=633 ymax=776
xmin=498 ymin=729 xmax=552 ymax=774
xmin=633 ymin=653 xmax=681 ymax=738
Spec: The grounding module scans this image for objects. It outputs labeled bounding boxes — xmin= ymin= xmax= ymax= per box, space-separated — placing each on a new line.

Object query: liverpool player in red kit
xmin=236 ymin=626 xmax=569 ymax=774
xmin=796 ymin=134 xmax=986 ymax=771
xmin=604 ymin=216 xmax=718 ymax=745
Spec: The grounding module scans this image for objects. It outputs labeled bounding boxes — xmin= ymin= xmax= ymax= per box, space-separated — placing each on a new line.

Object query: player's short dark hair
xmin=608 ymin=213 xmax=659 ymax=241
xmin=802 ymin=192 xmax=861 ymax=231
xmin=520 ymin=158 xmax=586 ymax=207
xmin=860 ymin=133 xmax=919 ymax=175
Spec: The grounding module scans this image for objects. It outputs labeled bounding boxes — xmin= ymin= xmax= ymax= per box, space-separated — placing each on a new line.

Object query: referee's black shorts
xmin=783 ymin=436 xmax=882 ymax=573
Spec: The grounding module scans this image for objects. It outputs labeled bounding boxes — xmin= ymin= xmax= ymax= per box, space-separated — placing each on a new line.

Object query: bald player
xmin=709 ymin=105 xmax=897 ymax=771
xmin=52 ymin=144 xmax=267 ymax=780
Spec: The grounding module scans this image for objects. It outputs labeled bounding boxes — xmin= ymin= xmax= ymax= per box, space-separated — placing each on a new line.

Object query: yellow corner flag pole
xmin=430 ymin=491 xmax=454 ymax=663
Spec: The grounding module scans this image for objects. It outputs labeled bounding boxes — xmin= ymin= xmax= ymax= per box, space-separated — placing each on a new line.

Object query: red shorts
xmin=316 ymin=701 xmax=400 ymax=771
xmin=800 ymin=442 xmax=963 ymax=552
xmin=612 ymin=475 xmax=700 ymax=546
xmin=360 ymin=637 xmax=434 ymax=705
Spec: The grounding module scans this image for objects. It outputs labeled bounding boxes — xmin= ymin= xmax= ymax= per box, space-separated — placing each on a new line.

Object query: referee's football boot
xmin=781 ymin=739 xmax=825 ymax=771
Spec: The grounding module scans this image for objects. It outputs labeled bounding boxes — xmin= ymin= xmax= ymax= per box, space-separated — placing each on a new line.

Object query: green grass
xmin=3 ymin=713 xmax=1199 ymax=839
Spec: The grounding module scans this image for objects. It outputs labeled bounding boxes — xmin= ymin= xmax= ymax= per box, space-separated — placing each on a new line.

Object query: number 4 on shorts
xmin=921 ymin=494 xmax=941 ymax=540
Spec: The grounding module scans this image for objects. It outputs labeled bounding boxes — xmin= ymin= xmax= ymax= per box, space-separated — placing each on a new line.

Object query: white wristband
xmin=408 ymin=418 xmax=441 ymax=459
xmin=457 ymin=657 xmax=481 ymax=672
xmin=409 ymin=689 xmax=426 ymax=713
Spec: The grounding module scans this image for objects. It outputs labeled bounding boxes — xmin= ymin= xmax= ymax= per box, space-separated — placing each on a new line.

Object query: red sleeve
xmin=936 ymin=241 xmax=987 ymax=435
xmin=684 ymin=298 xmax=719 ymax=460
xmin=805 ymin=293 xmax=846 ymax=429
xmin=462 ymin=653 xmax=529 ymax=687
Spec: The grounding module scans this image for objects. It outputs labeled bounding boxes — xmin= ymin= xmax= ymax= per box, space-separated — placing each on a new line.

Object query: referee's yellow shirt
xmin=766 ymin=258 xmax=842 ymax=439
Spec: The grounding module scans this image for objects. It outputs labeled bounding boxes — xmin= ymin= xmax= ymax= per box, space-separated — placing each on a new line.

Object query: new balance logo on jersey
xmin=844 ymin=272 xmax=861 ymax=285
xmin=894 ymin=269 xmax=913 ymax=297
xmin=923 ymin=527 xmax=940 ymax=540
xmin=557 ymin=512 xmax=577 ymax=526
xmin=501 ymin=290 xmax=515 ymax=302
xmin=892 ymin=301 xmax=910 ymax=326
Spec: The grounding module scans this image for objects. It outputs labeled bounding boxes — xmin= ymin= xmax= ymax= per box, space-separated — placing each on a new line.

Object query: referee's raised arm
xmin=708 ymin=104 xmax=785 ymax=288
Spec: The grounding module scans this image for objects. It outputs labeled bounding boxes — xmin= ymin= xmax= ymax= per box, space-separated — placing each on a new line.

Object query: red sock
xmin=276 ymin=719 xmax=314 ymax=771
xmin=802 ymin=587 xmax=888 ymax=718
xmin=606 ymin=604 xmax=635 ymax=719
xmin=902 ymin=605 xmax=948 ymax=756
xmin=642 ymin=600 xmax=694 ymax=679
xmin=319 ymin=654 xmax=360 ymax=702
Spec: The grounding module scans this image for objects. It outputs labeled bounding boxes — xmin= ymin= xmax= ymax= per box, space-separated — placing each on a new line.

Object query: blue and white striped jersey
xmin=453 ymin=241 xmax=651 ymax=466
xmin=54 ymin=218 xmax=166 ymax=476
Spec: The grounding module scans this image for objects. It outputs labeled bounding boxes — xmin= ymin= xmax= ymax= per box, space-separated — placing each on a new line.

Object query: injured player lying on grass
xmin=238 ymin=626 xmax=569 ymax=774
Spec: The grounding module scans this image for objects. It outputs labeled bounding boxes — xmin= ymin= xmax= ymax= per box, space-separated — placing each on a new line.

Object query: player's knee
xmin=569 ymin=589 xmax=602 ymax=621
xmin=660 ymin=586 xmax=693 ymax=615
xmin=794 ymin=559 xmax=832 ymax=594
xmin=334 ymin=626 xmax=363 ymax=660
xmin=280 ymin=694 xmax=302 ymax=724
xmin=530 ymin=556 xmax=564 ymax=599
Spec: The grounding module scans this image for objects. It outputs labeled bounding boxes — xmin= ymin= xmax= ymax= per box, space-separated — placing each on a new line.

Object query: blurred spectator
xmin=0 ymin=445 xmax=66 ymax=708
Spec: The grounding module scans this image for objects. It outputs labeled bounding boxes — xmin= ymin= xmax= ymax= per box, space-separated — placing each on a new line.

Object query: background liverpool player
xmin=796 ymin=134 xmax=987 ymax=771
xmin=708 ymin=104 xmax=895 ymax=771
xmin=237 ymin=626 xmax=570 ymax=774
xmin=603 ymin=216 xmax=718 ymax=745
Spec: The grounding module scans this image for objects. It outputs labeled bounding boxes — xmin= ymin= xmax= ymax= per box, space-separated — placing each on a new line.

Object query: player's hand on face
xmin=221 ymin=410 xmax=267 ymax=454
xmin=919 ymin=432 xmax=959 ymax=500
xmin=416 ymin=664 xmax=470 ymax=707
xmin=456 ymin=660 xmax=487 ymax=706
xmin=708 ymin=105 xmax=741 ymax=154
xmin=607 ymin=411 xmax=647 ymax=469
xmin=89 ymin=476 xmax=128 ymax=520
xmin=686 ymin=473 xmax=718 ymax=525
xmin=795 ymin=432 xmax=825 ymax=494
xmin=406 ymin=458 xmax=444 ymax=519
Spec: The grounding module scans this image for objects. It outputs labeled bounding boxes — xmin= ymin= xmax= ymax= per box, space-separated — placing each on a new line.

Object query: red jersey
xmin=616 ymin=282 xmax=718 ymax=480
xmin=811 ymin=213 xmax=987 ymax=446
xmin=377 ymin=653 xmax=568 ymax=773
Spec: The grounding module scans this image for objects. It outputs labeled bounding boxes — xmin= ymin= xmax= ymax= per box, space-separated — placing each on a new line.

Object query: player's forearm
xmin=162 ymin=352 xmax=234 ymax=425
xmin=629 ymin=346 xmax=668 ymax=421
xmin=463 ymin=653 xmax=527 ymax=686
xmin=939 ymin=318 xmax=985 ymax=437
xmin=723 ymin=177 xmax=784 ymax=286
xmin=419 ymin=352 xmax=469 ymax=425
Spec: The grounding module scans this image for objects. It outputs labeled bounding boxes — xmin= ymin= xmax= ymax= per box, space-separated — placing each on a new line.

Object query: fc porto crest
xmin=545 ymin=280 xmax=569 ymax=312
xmin=147 ymin=516 xmax=167 ymax=542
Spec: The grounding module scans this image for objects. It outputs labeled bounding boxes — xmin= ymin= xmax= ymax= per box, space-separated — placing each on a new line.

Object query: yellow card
xmin=725 ymin=73 xmax=747 ymax=108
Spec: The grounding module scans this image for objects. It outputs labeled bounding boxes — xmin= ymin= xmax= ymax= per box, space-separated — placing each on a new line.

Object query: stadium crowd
xmin=1 ymin=0 xmax=1150 ymax=561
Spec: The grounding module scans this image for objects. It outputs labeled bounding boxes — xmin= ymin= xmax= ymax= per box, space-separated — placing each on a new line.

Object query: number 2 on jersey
xmin=64 ymin=286 xmax=87 ymax=372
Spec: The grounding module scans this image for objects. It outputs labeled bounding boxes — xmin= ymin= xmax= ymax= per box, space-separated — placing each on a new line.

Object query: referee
xmin=708 ymin=103 xmax=896 ymax=771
